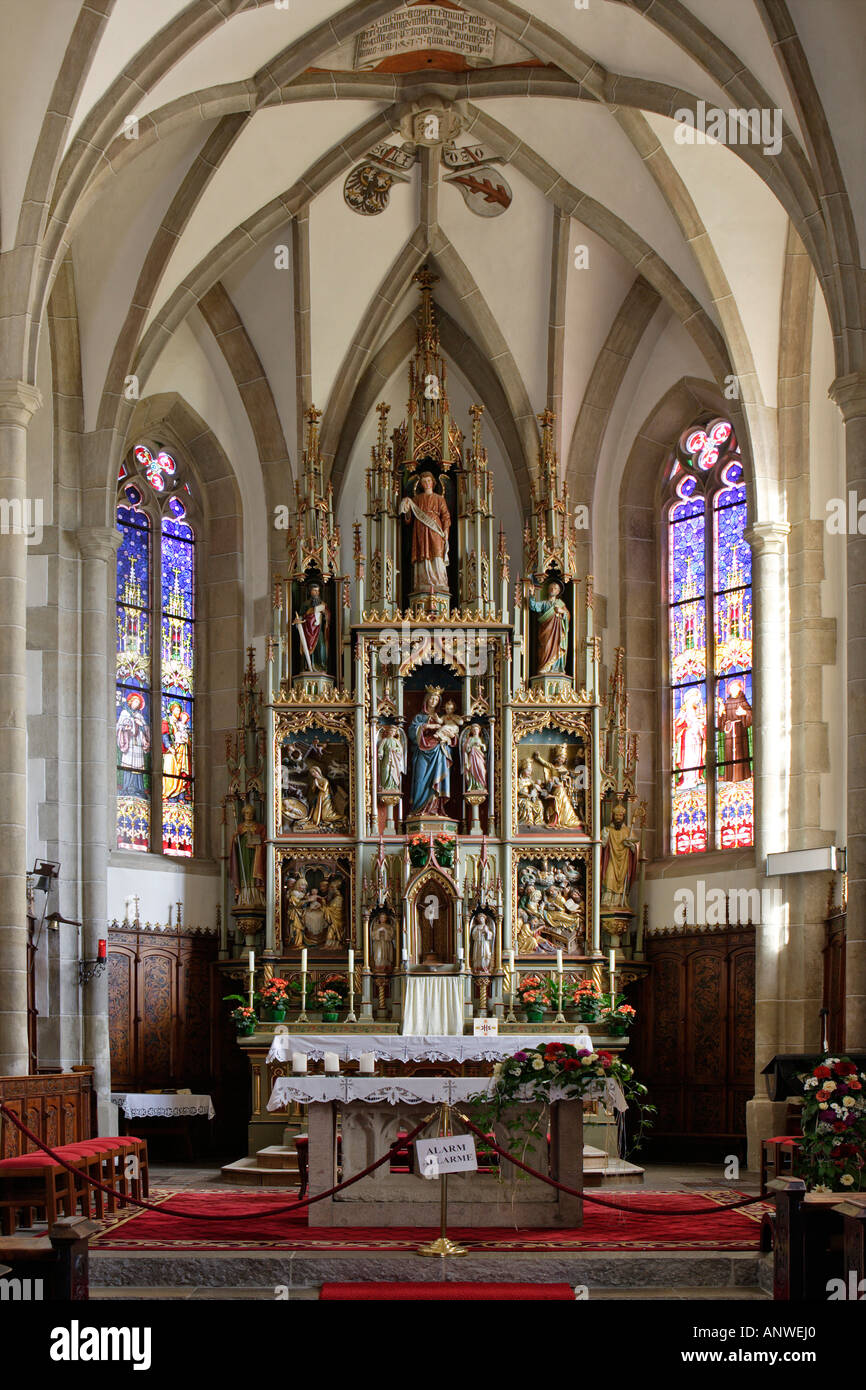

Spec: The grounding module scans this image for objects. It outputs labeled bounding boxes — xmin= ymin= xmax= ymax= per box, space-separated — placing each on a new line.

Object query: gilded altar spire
xmin=397 ymin=266 xmax=462 ymax=469
xmin=286 ymin=403 xmax=341 ymax=579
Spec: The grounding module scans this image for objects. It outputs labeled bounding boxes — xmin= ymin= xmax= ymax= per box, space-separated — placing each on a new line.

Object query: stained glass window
xmin=667 ymin=423 xmax=753 ymax=854
xmin=115 ymin=448 xmax=196 ymax=856
xmin=116 ymin=503 xmax=152 ymax=851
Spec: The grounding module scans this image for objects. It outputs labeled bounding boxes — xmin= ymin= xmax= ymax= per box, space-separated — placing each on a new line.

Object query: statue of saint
xmin=229 ymin=801 xmax=266 ymax=907
xmin=370 ymin=909 xmax=395 ymax=973
xmin=377 ymin=723 xmax=406 ymax=795
xmin=324 ymin=875 xmax=345 ymax=947
xmin=294 ymin=582 xmax=330 ymax=672
xmin=305 ymin=764 xmax=343 ymax=826
xmin=301 ymin=886 xmax=328 ymax=940
xmin=284 ymin=874 xmax=306 ymax=947
xmin=459 ymin=722 xmax=488 ymax=796
xmin=470 ymin=910 xmax=495 ymax=972
xmin=600 ymin=804 xmax=639 ymax=908
xmin=517 ymin=758 xmax=544 ymax=825
xmin=717 ymin=678 xmax=753 ymax=780
xmin=532 ymin=745 xmax=584 ymax=828
xmin=399 ymin=471 xmax=450 ymax=593
xmin=408 ymin=689 xmax=458 ymax=814
xmin=528 ymin=580 xmax=570 ymax=674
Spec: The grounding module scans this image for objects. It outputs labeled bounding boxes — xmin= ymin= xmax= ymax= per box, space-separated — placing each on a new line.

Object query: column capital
xmin=829 ymin=371 xmax=866 ymax=421
xmin=744 ymin=520 xmax=790 ymax=556
xmin=0 ymin=380 xmax=42 ymax=427
xmin=76 ymin=525 xmax=120 ymax=564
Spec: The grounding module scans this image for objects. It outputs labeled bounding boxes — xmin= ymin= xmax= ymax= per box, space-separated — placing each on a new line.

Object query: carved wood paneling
xmin=0 ymin=1073 xmax=94 ymax=1158
xmin=631 ymin=926 xmax=755 ymax=1156
xmin=108 ymin=927 xmax=219 ymax=1094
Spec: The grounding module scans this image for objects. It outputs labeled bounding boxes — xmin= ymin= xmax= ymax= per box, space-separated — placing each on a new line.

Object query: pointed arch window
xmin=665 ymin=420 xmax=753 ymax=854
xmin=115 ymin=445 xmax=196 ymax=857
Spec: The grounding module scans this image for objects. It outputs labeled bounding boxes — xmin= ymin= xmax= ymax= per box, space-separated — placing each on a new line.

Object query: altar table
xmin=401 ymin=974 xmax=464 ymax=1035
xmin=110 ymin=1093 xmax=215 ymax=1120
xmin=267 ymin=1076 xmax=491 ymax=1109
xmin=265 ymin=1033 xmax=594 ymax=1065
xmin=302 ymin=1093 xmax=584 ymax=1228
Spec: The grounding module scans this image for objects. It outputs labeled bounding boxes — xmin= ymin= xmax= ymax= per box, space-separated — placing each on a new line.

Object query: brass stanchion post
xmin=417 ymin=1103 xmax=468 ymax=1257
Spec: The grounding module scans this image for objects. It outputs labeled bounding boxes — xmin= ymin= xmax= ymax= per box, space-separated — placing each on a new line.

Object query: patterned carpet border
xmin=88 ymin=1188 xmax=770 ymax=1254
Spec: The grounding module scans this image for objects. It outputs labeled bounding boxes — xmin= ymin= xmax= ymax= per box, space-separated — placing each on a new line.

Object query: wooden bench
xmin=0 ymin=1136 xmax=148 ymax=1233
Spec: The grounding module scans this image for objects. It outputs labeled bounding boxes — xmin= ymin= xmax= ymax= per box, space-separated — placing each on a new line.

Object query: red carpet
xmin=89 ymin=1188 xmax=768 ymax=1252
xmin=321 ymin=1282 xmax=575 ymax=1300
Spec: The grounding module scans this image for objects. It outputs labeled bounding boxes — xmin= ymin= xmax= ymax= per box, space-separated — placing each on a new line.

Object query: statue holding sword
xmin=293 ymin=581 xmax=331 ymax=673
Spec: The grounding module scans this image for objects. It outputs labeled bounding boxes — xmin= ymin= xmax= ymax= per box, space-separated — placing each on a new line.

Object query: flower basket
xmin=268 ymin=1006 xmax=288 ymax=1023
xmin=525 ymin=1006 xmax=545 ymax=1023
xmin=797 ymin=1054 xmax=866 ymax=1192
xmin=571 ymin=978 xmax=602 ymax=1023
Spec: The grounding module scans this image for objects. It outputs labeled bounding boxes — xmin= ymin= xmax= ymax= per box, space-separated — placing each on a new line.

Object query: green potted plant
xmin=599 ymin=991 xmax=636 ymax=1036
xmin=259 ymin=976 xmax=290 ymax=1022
xmin=223 ymin=996 xmax=257 ymax=1036
xmin=408 ymin=833 xmax=430 ymax=868
xmin=316 ymin=988 xmax=343 ymax=1023
xmin=571 ymin=977 xmax=602 ymax=1023
xmin=517 ymin=974 xmax=546 ymax=1023
xmin=433 ymin=832 xmax=456 ymax=868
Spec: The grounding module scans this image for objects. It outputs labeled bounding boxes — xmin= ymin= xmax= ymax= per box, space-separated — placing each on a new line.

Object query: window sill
xmin=109 ymin=850 xmax=219 ymax=874
xmin=645 ymin=847 xmax=757 ymax=878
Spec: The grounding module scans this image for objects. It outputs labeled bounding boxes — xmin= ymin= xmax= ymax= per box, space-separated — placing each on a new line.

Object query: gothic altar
xmin=218 ymin=270 xmax=649 ymax=1221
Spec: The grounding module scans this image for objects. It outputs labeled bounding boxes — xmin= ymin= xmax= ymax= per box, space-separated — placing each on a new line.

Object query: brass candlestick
xmin=417 ymin=1104 xmax=468 ymax=1258
xmin=296 ymin=968 xmax=309 ymax=1023
xmin=554 ymin=968 xmax=566 ymax=1024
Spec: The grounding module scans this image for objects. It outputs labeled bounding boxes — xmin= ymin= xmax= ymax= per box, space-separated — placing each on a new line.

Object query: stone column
xmin=0 ymin=381 xmax=42 ymax=1074
xmin=744 ymin=520 xmax=791 ymax=1167
xmin=77 ymin=526 xmax=119 ymax=1131
xmin=830 ymin=371 xmax=866 ymax=1050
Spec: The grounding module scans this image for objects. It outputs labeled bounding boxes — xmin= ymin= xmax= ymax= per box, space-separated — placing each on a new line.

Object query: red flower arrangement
xmin=798 ymin=1055 xmax=866 ymax=1192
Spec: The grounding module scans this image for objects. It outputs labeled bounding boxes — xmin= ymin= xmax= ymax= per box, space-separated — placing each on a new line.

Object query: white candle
xmin=248 ymin=949 xmax=255 ymax=973
xmin=457 ymin=945 xmax=464 ymax=961
xmin=291 ymin=1052 xmax=308 ymax=1074
xmin=556 ymin=949 xmax=563 ymax=973
xmin=609 ymin=949 xmax=616 ymax=977
xmin=324 ymin=1052 xmax=340 ymax=1074
xmin=347 ymin=948 xmax=354 ymax=973
xmin=402 ymin=947 xmax=408 ymax=962
xmin=300 ymin=947 xmax=307 ymax=974
xmin=359 ymin=1052 xmax=375 ymax=1074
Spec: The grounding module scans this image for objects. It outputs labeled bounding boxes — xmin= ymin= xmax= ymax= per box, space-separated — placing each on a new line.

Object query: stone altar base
xmin=307 ymin=1098 xmax=583 ymax=1227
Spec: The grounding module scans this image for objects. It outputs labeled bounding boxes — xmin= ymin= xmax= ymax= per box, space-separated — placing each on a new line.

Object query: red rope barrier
xmin=0 ymin=1101 xmax=435 ymax=1222
xmin=455 ymin=1112 xmax=764 ymax=1217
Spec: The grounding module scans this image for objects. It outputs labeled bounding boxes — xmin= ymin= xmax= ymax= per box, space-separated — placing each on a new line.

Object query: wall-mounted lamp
xmin=77 ymin=934 xmax=104 ymax=985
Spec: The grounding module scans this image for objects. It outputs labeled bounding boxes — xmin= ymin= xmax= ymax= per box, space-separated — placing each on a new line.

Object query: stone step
xmin=219 ymin=1156 xmax=300 ymax=1188
xmin=256 ymin=1145 xmax=300 ymax=1171
xmin=90 ymin=1249 xmax=767 ymax=1292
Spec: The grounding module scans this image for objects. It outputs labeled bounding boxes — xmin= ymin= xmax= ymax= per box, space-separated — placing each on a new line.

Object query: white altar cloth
xmin=266 ymin=1033 xmax=594 ymax=1065
xmin=110 ymin=1092 xmax=215 ymax=1120
xmin=266 ymin=1075 xmax=619 ymax=1110
xmin=401 ymin=975 xmax=464 ymax=1035
xmin=267 ymin=1076 xmax=493 ymax=1109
